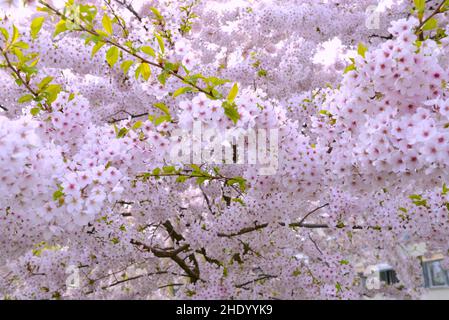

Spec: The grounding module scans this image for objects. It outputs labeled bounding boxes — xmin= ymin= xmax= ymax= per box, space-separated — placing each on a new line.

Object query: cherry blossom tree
xmin=1 ymin=0 xmax=449 ymax=300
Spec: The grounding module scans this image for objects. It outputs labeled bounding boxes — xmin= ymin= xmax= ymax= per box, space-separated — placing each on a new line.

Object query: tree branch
xmin=0 ymin=50 xmax=51 ymax=111
xmin=236 ymin=274 xmax=277 ymax=288
xmin=39 ymin=1 xmax=216 ymax=98
xmin=416 ymin=0 xmax=447 ymax=40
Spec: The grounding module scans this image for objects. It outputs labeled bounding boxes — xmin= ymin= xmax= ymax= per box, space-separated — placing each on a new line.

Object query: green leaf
xmin=343 ymin=64 xmax=356 ymax=74
xmin=190 ymin=164 xmax=201 ymax=172
xmin=422 ymin=17 xmax=438 ymax=31
xmin=164 ymin=61 xmax=179 ymax=72
xmin=357 ymin=42 xmax=368 ymax=58
xmin=12 ymin=47 xmax=24 ymax=63
xmin=226 ymin=176 xmax=246 ymax=192
xmin=11 ymin=25 xmax=19 ymax=44
xmin=150 ymin=7 xmax=163 ymax=20
xmin=442 ymin=0 xmax=449 ymax=12
xmin=0 ymin=27 xmax=9 ymax=41
xmin=132 ymin=120 xmax=142 ymax=130
xmin=207 ymin=77 xmax=230 ymax=86
xmin=335 ymin=282 xmax=342 ymax=292
xmin=120 ymin=60 xmax=134 ymax=74
xmin=222 ymin=266 xmax=229 ymax=277
xmin=223 ymin=101 xmax=240 ymax=124
xmin=30 ymin=16 xmax=45 ymax=40
xmin=232 ymin=198 xmax=246 ymax=206
xmin=53 ymin=189 xmax=65 ymax=201
xmin=414 ymin=0 xmax=425 ymax=13
xmin=117 ymin=127 xmax=128 ymax=138
xmin=162 ymin=166 xmax=175 ymax=173
xmin=30 ymin=107 xmax=40 ymax=116
xmin=196 ymin=176 xmax=209 ymax=185
xmin=227 ymin=83 xmax=238 ymax=102
xmin=176 ymin=176 xmax=188 ymax=183
xmin=140 ymin=62 xmax=151 ymax=80
xmin=154 ymin=115 xmax=171 ymax=125
xmin=13 ymin=41 xmax=29 ymax=49
xmin=91 ymin=41 xmax=105 ymax=57
xmin=95 ymin=29 xmax=110 ymax=38
xmin=106 ymin=46 xmax=119 ymax=67
xmin=37 ymin=76 xmax=54 ymax=90
xmin=155 ymin=33 xmax=165 ymax=54
xmin=443 ymin=183 xmax=449 ymax=196
xmin=18 ymin=94 xmax=34 ymax=103
xmin=257 ymin=69 xmax=267 ymax=77
xmin=413 ymin=199 xmax=428 ymax=207
xmin=135 ymin=63 xmax=142 ymax=79
xmin=172 ymin=86 xmax=193 ymax=98
xmin=102 ymin=15 xmax=113 ymax=35
xmin=43 ymin=84 xmax=62 ymax=104
xmin=140 ymin=46 xmax=156 ymax=58
xmin=409 ymin=194 xmax=427 ymax=207
xmin=153 ymin=102 xmax=170 ymax=116
xmin=21 ymin=65 xmax=38 ymax=76
xmin=157 ymin=71 xmax=169 ymax=85
xmin=53 ymin=20 xmax=67 ymax=37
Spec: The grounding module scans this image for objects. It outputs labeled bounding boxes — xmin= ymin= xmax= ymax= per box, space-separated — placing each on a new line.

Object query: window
xmin=379 ymin=268 xmax=399 ymax=285
xmin=422 ymin=260 xmax=449 ymax=288
xmin=357 ymin=266 xmax=399 ymax=289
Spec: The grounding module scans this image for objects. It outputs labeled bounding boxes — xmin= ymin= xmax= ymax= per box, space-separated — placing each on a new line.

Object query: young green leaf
xmin=11 ymin=25 xmax=19 ymax=44
xmin=150 ymin=7 xmax=163 ymax=21
xmin=132 ymin=121 xmax=143 ymax=130
xmin=157 ymin=71 xmax=169 ymax=85
xmin=155 ymin=33 xmax=165 ymax=54
xmin=422 ymin=17 xmax=438 ymax=31
xmin=30 ymin=107 xmax=40 ymax=116
xmin=154 ymin=115 xmax=171 ymax=125
xmin=223 ymin=102 xmax=240 ymax=124
xmin=43 ymin=84 xmax=62 ymax=104
xmin=117 ymin=127 xmax=128 ymax=138
xmin=13 ymin=41 xmax=29 ymax=49
xmin=0 ymin=27 xmax=9 ymax=41
xmin=153 ymin=102 xmax=170 ymax=116
xmin=30 ymin=16 xmax=45 ymax=40
xmin=91 ymin=41 xmax=105 ymax=58
xmin=52 ymin=189 xmax=65 ymax=201
xmin=53 ymin=20 xmax=67 ymax=37
xmin=102 ymin=15 xmax=113 ymax=35
xmin=37 ymin=76 xmax=54 ymax=90
xmin=172 ymin=86 xmax=193 ymax=98
xmin=414 ymin=0 xmax=425 ymax=13
xmin=120 ymin=60 xmax=134 ymax=74
xmin=140 ymin=46 xmax=156 ymax=58
xmin=140 ymin=62 xmax=151 ymax=80
xmin=343 ymin=64 xmax=356 ymax=74
xmin=135 ymin=63 xmax=142 ymax=80
xmin=227 ymin=83 xmax=238 ymax=102
xmin=18 ymin=94 xmax=34 ymax=104
xmin=357 ymin=42 xmax=368 ymax=58
xmin=106 ymin=46 xmax=119 ymax=67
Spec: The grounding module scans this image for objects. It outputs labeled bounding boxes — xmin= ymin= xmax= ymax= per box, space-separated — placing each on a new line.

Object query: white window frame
xmin=423 ymin=260 xmax=449 ymax=289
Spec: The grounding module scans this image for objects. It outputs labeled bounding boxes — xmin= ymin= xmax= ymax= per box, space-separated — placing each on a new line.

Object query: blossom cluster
xmin=0 ymin=0 xmax=449 ymax=300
